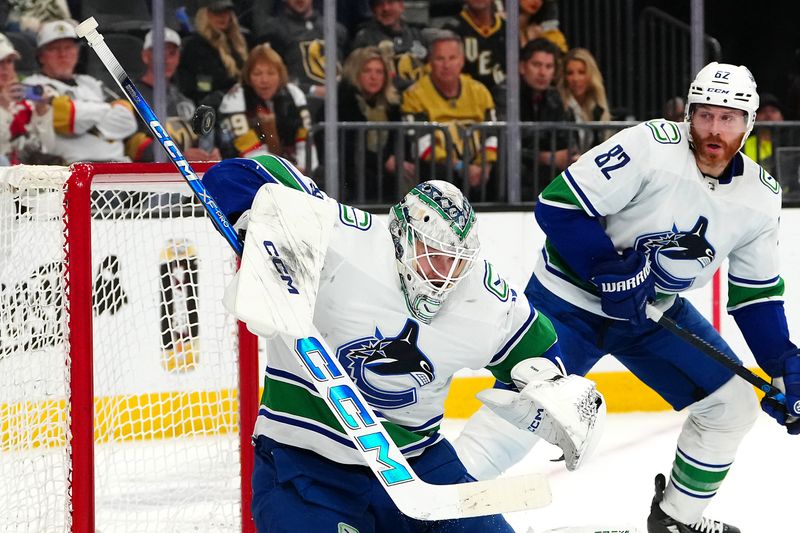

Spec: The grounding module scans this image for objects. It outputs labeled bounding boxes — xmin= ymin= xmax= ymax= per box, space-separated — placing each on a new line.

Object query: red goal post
xmin=0 ymin=162 xmax=259 ymax=533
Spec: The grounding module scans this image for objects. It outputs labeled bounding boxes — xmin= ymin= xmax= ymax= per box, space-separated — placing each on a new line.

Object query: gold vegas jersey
xmin=402 ymin=74 xmax=498 ymax=165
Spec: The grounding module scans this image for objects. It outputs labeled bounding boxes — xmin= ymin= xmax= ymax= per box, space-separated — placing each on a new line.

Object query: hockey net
xmin=0 ymin=162 xmax=258 ymax=532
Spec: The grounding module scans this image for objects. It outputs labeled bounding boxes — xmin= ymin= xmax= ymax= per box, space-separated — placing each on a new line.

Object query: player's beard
xmin=690 ymin=127 xmax=743 ymax=169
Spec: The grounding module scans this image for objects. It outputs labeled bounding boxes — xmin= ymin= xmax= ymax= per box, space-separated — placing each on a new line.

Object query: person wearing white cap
xmin=126 ymin=28 xmax=220 ymax=162
xmin=0 ymin=32 xmax=56 ymax=165
xmin=4 ymin=0 xmax=72 ymax=36
xmin=24 ymin=20 xmax=137 ymax=163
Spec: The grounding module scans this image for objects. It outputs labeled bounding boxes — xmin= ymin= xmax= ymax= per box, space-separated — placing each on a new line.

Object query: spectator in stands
xmin=402 ymin=30 xmax=497 ymax=191
xmin=339 ymin=46 xmax=413 ymax=201
xmin=558 ymin=47 xmax=610 ymax=152
xmin=127 ymin=28 xmax=220 ymax=163
xmin=663 ymin=96 xmax=686 ymax=122
xmin=519 ymin=37 xmax=575 ymax=196
xmin=0 ymin=32 xmax=55 ymax=164
xmin=216 ymin=43 xmax=316 ymax=173
xmin=519 ymin=0 xmax=567 ymax=53
xmin=744 ymin=92 xmax=784 ymax=178
xmin=350 ymin=0 xmax=427 ymax=93
xmin=254 ymin=0 xmax=347 ymax=118
xmin=442 ymin=0 xmax=506 ymax=117
xmin=24 ymin=20 xmax=137 ymax=163
xmin=5 ymin=0 xmax=71 ymax=37
xmin=178 ymin=0 xmax=249 ymax=105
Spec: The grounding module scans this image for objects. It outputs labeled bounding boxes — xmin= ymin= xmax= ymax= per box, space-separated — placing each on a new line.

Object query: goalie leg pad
xmin=452 ymin=405 xmax=542 ymax=481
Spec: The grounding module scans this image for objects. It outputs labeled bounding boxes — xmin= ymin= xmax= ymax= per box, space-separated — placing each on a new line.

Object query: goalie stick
xmin=645 ymin=304 xmax=787 ymax=412
xmin=76 ymin=16 xmax=551 ymax=520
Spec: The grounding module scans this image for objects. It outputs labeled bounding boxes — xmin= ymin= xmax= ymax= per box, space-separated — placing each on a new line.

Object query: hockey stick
xmin=75 ymin=17 xmax=551 ymax=520
xmin=75 ymin=18 xmax=242 ymax=257
xmin=645 ymin=304 xmax=786 ymax=409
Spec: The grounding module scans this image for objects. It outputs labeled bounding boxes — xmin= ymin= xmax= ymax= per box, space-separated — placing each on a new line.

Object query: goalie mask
xmin=685 ymin=61 xmax=759 ymax=150
xmin=389 ymin=181 xmax=480 ymax=324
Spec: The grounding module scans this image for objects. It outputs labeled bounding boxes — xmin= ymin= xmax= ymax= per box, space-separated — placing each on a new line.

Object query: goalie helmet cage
xmin=0 ymin=162 xmax=259 ymax=533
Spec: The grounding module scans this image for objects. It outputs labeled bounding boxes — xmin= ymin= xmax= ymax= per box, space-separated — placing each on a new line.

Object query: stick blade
xmin=455 ymin=473 xmax=552 ymax=518
xmin=392 ymin=473 xmax=551 ymax=521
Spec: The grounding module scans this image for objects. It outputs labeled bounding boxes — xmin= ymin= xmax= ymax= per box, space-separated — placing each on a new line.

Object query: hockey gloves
xmin=590 ymin=248 xmax=655 ymax=326
xmin=477 ymin=358 xmax=606 ymax=471
xmin=761 ymin=349 xmax=800 ymax=435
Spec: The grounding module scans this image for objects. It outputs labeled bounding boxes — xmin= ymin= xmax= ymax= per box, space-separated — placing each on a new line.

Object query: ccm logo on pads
xmin=598 ymin=262 xmax=651 ymax=293
xmin=263 ymin=240 xmax=300 ymax=295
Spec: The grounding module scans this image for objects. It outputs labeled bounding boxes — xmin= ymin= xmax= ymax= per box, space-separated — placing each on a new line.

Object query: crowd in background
xmin=0 ymin=0 xmax=795 ymax=202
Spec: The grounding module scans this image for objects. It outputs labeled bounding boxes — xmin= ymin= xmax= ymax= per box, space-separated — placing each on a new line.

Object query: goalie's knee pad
xmin=452 ymin=406 xmax=541 ymax=481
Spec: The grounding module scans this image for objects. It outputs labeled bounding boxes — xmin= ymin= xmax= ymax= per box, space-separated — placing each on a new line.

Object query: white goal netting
xmin=0 ymin=163 xmax=251 ymax=532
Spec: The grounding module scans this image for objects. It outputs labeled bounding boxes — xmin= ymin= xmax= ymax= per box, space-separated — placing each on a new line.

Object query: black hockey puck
xmin=191 ymin=105 xmax=216 ymax=135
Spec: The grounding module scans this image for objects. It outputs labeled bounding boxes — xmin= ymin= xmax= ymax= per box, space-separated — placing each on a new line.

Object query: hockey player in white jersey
xmin=513 ymin=62 xmax=799 ymax=532
xmin=201 ymin=154 xmax=605 ymax=532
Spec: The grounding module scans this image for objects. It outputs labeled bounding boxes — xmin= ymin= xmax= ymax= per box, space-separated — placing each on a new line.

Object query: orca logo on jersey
xmin=634 ymin=216 xmax=716 ymax=292
xmin=337 ymin=319 xmax=435 ymax=410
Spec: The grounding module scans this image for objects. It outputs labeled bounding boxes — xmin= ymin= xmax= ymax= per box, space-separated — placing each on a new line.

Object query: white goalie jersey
xmin=214 ymin=154 xmax=559 ymax=468
xmin=534 ymin=120 xmax=784 ymax=316
xmin=252 ymin=205 xmax=554 ymax=465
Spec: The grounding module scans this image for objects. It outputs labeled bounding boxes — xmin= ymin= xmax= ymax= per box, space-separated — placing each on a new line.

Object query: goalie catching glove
xmin=477 ymin=358 xmax=606 ymax=471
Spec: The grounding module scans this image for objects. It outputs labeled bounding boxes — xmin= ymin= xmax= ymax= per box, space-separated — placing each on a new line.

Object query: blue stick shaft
xmin=119 ymin=77 xmax=243 ymax=257
xmin=653 ymin=308 xmax=785 ymax=402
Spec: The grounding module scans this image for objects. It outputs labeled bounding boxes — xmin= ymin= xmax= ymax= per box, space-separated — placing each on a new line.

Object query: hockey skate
xmin=647 ymin=473 xmax=740 ymax=533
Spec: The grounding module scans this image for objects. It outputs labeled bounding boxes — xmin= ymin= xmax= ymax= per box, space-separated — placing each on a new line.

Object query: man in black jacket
xmin=519 ymin=37 xmax=576 ymax=198
xmin=254 ymin=0 xmax=347 ymax=109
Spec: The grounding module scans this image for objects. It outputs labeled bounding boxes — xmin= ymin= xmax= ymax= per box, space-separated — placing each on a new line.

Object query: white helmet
xmin=389 ymin=181 xmax=480 ymax=324
xmin=686 ymin=61 xmax=759 ymax=148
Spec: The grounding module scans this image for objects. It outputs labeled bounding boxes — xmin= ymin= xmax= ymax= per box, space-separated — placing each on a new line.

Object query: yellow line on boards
xmin=1 ymin=369 xmax=771 ymax=450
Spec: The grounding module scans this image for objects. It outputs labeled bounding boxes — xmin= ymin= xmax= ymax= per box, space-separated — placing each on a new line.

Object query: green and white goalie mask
xmin=389 ymin=181 xmax=480 ymax=324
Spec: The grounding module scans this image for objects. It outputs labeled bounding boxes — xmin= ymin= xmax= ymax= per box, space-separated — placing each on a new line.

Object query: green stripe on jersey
xmin=540 ymin=173 xmax=582 ymax=207
xmin=488 ymin=312 xmax=558 ymax=384
xmin=250 ymin=155 xmax=306 ymax=191
xmin=727 ymin=278 xmax=784 ymax=309
xmin=262 ymin=376 xmax=438 ymax=449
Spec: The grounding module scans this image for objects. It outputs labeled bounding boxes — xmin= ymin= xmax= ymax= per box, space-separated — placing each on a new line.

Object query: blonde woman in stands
xmin=178 ymin=0 xmax=249 ymax=104
xmin=559 ymin=47 xmax=611 ymax=153
xmin=338 ymin=46 xmax=414 ymax=201
xmin=216 ymin=44 xmax=317 ymax=173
